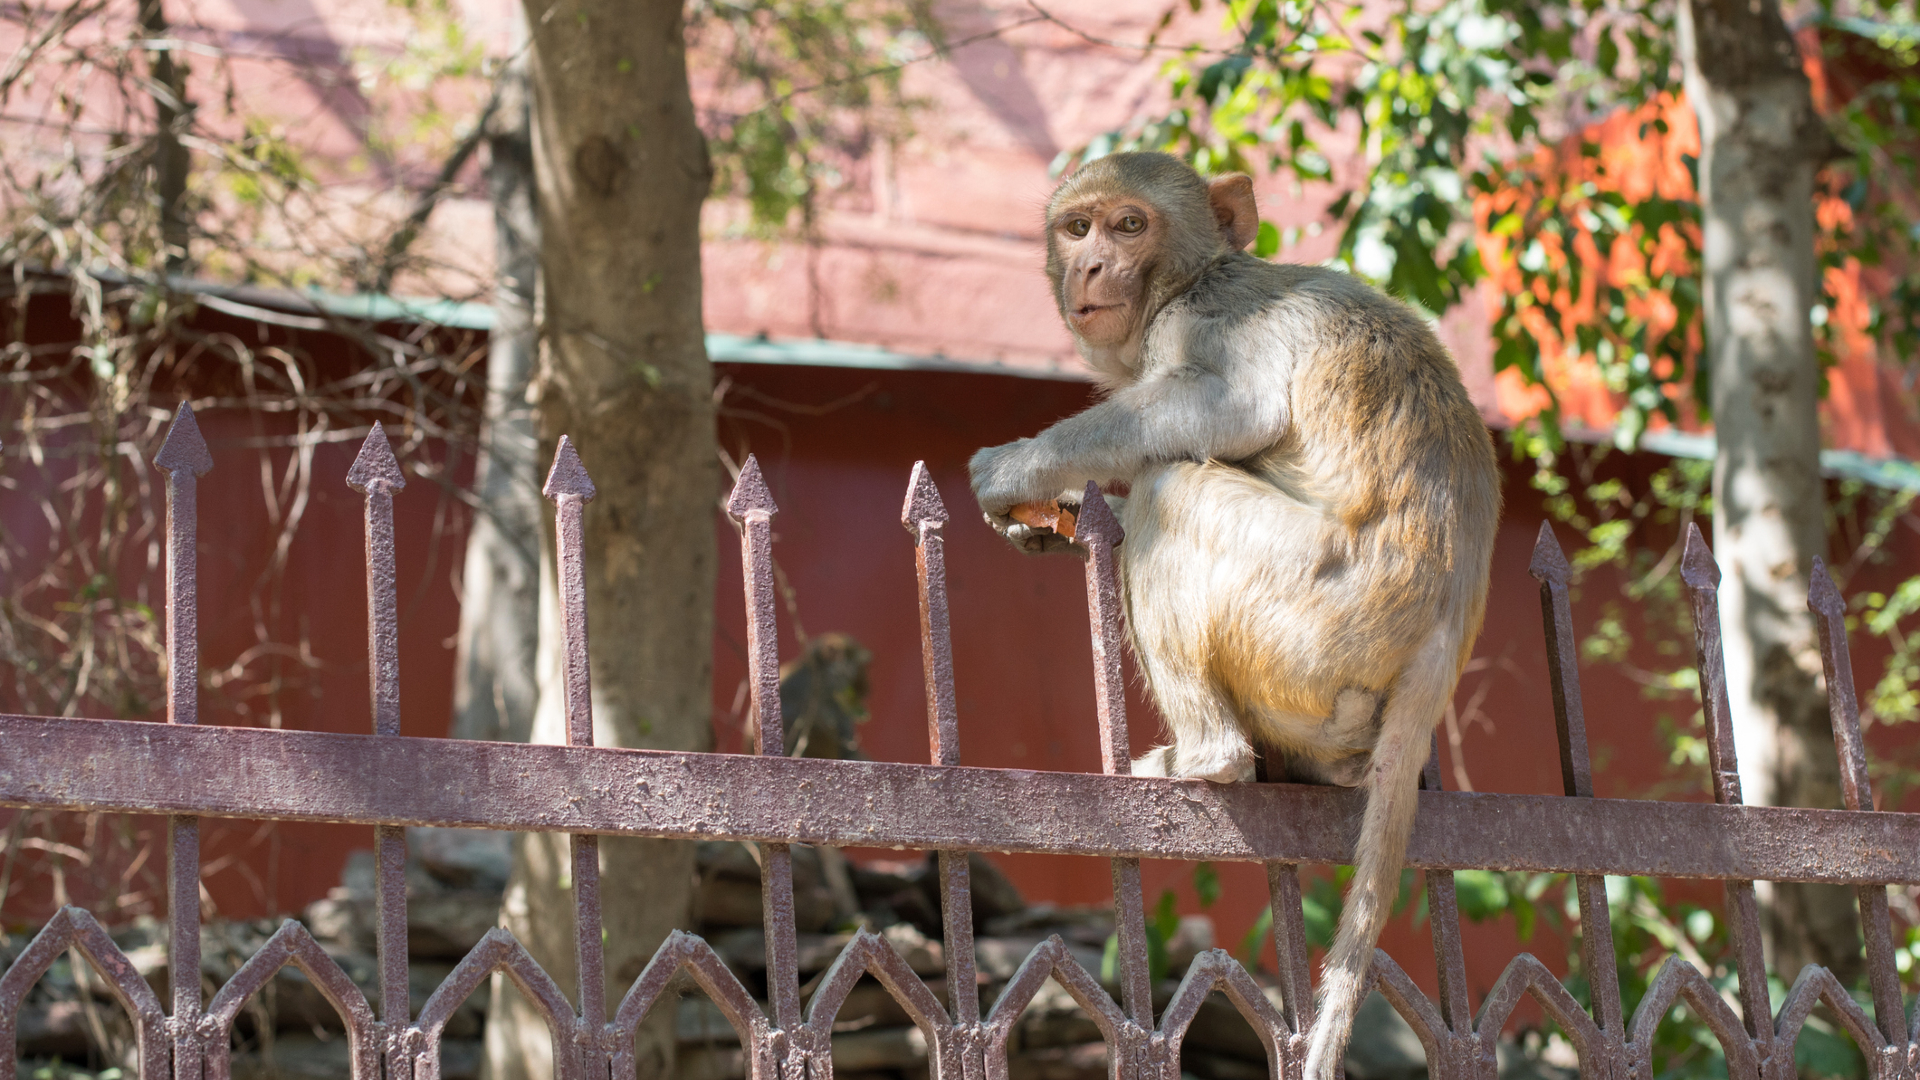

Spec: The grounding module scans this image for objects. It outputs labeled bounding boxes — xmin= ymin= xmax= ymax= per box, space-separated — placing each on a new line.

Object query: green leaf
xmin=1194 ymin=862 xmax=1222 ymax=907
xmin=1237 ymin=907 xmax=1274 ymax=968
xmin=1254 ymin=220 xmax=1281 ymax=258
xmin=1453 ymin=870 xmax=1508 ymax=920
xmin=1153 ymin=889 xmax=1181 ymax=942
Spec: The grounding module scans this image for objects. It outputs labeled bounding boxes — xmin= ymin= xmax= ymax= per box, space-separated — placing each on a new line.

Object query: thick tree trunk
xmin=1679 ymin=0 xmax=1860 ymax=984
xmin=483 ymin=2 xmax=716 ymax=1078
xmin=452 ymin=48 xmax=541 ymax=745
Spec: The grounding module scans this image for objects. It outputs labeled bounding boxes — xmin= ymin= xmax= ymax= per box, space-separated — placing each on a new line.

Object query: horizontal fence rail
xmin=0 ymin=404 xmax=1916 ymax=1080
xmin=6 ymin=718 xmax=1920 ymax=883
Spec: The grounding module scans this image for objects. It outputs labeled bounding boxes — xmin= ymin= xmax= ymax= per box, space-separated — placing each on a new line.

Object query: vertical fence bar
xmin=1807 ymin=557 xmax=1906 ymax=1044
xmin=727 ymin=457 xmax=804 ymax=1042
xmin=903 ymin=463 xmax=981 ymax=1029
xmin=1677 ymin=524 xmax=1773 ymax=1051
xmin=1420 ymin=742 xmax=1473 ymax=1036
xmin=1529 ymin=525 xmax=1624 ymax=1044
xmin=546 ymin=438 xmax=606 ymax=1072
xmin=347 ymin=423 xmax=414 ymax=1076
xmin=1264 ymin=862 xmax=1315 ymax=1042
xmin=1074 ymin=485 xmax=1155 ymax=1029
xmin=156 ymin=404 xmax=213 ymax=1080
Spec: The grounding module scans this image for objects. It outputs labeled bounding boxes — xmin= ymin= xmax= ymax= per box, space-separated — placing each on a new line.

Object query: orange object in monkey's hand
xmin=1009 ymin=499 xmax=1077 ymax=540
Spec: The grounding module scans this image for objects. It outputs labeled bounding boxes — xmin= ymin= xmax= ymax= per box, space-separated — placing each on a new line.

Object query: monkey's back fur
xmin=1115 ymin=257 xmax=1500 ymax=784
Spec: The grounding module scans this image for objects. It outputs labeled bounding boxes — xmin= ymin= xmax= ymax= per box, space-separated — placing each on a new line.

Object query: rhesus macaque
xmin=969 ymin=152 xmax=1499 ymax=1079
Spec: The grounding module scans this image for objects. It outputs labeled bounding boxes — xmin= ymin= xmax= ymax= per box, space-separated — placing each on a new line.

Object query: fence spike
xmin=155 ymin=402 xmax=210 ymax=1070
xmin=1678 ymin=520 xmax=1719 ymax=589
xmin=545 ymin=437 xmax=605 ymax=1040
xmin=347 ymin=422 xmax=412 ymax=1048
xmin=901 ymin=462 xmax=979 ymax=1028
xmin=155 ymin=401 xmax=212 ymax=477
xmin=1072 ymin=480 xmax=1123 ymax=548
xmin=902 ymin=460 xmax=948 ymax=529
xmin=1808 ymin=554 xmax=1845 ymax=620
xmin=726 ymin=453 xmax=777 ymax=520
xmin=1674 ymin=521 xmax=1771 ymax=1049
xmin=904 ymin=462 xmax=959 ymax=767
xmin=1072 ymin=479 xmax=1151 ymax=1028
xmin=1677 ymin=522 xmax=1740 ymax=804
xmin=726 ymin=454 xmax=802 ymax=1040
xmin=1526 ymin=525 xmax=1623 ymax=1043
xmin=542 ymin=435 xmax=597 ymax=502
xmin=1526 ymin=519 xmax=1570 ymax=585
xmin=346 ymin=421 xmax=406 ymax=494
xmin=1807 ymin=556 xmax=1907 ymax=1044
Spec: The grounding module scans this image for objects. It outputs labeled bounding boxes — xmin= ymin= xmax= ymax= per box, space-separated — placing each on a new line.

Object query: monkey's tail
xmin=1302 ymin=624 xmax=1461 ymax=1080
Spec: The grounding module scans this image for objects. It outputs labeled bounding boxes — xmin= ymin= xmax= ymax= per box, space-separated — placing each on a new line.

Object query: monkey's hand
xmin=999 ymin=519 xmax=1085 ymax=557
xmin=970 ymin=440 xmax=1074 ymax=555
xmin=969 ymin=439 xmax=1051 ymax=520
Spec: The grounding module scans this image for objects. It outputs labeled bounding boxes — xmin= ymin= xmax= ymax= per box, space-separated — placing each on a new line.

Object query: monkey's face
xmin=1047 ymin=195 xmax=1160 ymax=348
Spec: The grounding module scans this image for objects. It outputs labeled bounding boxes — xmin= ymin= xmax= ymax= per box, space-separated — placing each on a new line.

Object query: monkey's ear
xmin=1208 ymin=174 xmax=1259 ymax=251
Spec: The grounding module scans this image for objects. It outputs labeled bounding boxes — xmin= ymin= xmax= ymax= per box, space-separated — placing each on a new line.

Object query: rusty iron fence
xmin=5 ymin=405 xmax=1920 ymax=1079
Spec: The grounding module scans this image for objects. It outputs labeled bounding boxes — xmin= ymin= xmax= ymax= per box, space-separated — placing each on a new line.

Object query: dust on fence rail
xmin=2 ymin=404 xmax=1917 ymax=1079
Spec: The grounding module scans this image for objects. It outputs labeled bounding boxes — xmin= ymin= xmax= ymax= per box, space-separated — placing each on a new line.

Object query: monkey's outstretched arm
xmin=970 ymin=365 xmax=1284 ymax=520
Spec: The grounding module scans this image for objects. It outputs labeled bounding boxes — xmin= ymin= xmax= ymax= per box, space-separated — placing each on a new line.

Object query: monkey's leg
xmin=1303 ymin=625 xmax=1460 ymax=1080
xmin=1129 ymin=674 xmax=1256 ymax=783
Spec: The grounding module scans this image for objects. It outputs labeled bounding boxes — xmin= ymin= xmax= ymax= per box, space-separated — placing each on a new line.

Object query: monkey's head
xmin=1044 ymin=152 xmax=1258 ymax=360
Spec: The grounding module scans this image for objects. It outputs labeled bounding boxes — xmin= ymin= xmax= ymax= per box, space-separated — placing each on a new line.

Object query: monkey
xmin=967 ymin=152 xmax=1499 ymax=1080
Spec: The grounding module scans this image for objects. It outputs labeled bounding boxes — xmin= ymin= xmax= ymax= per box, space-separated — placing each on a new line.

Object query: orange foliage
xmin=1475 ymin=94 xmax=1703 ymax=435
xmin=1477 ymin=71 xmax=1916 ymax=460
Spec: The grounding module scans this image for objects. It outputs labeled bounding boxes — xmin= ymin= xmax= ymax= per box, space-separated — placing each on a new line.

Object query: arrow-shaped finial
xmin=154 ymin=402 xmax=213 ymax=477
xmin=1679 ymin=521 xmax=1719 ymax=591
xmin=726 ymin=455 xmax=777 ymax=521
xmin=346 ymin=422 xmax=407 ymax=494
xmin=901 ymin=461 xmax=948 ymax=531
xmin=1808 ymin=555 xmax=1845 ymax=618
xmin=542 ymin=436 xmax=597 ymax=502
xmin=1528 ymin=521 xmax=1569 ymax=585
xmin=1072 ymin=481 xmax=1123 ymax=547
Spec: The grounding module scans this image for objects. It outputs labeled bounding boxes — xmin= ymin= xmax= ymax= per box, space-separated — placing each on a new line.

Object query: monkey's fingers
xmin=1019 ymin=529 xmax=1087 ymax=559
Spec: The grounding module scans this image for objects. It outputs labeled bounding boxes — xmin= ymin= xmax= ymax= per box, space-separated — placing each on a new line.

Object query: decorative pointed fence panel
xmin=5 ymin=409 xmax=1920 ymax=1079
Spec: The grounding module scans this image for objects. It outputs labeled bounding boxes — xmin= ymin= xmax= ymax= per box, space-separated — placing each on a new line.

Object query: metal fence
xmin=4 ymin=405 xmax=1920 ymax=1080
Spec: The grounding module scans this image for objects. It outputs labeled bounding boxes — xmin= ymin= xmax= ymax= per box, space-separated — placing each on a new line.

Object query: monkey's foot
xmin=1130 ymin=746 xmax=1176 ymax=777
xmin=1178 ymin=745 xmax=1256 ymax=784
xmin=1134 ymin=743 xmax=1254 ymax=783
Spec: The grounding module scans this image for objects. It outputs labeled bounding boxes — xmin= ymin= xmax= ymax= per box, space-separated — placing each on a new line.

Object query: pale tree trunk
xmin=452 ymin=44 xmax=541 ymax=745
xmin=1679 ymin=0 xmax=1860 ymax=984
xmin=483 ymin=1 xmax=716 ymax=1078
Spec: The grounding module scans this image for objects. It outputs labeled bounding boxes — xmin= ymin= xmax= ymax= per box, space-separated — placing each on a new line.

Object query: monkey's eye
xmin=1116 ymin=214 xmax=1146 ymax=234
xmin=1065 ymin=218 xmax=1091 ymax=238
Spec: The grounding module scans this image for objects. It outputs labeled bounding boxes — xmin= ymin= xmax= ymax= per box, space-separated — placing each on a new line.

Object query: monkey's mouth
xmin=1073 ymin=304 xmax=1117 ymax=319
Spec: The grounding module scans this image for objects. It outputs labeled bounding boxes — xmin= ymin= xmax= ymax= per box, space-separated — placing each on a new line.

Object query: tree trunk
xmin=451 ymin=46 xmax=541 ymax=746
xmin=484 ymin=2 xmax=716 ymax=1078
xmin=138 ymin=0 xmax=191 ymax=272
xmin=1679 ymin=0 xmax=1860 ymax=985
